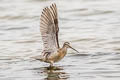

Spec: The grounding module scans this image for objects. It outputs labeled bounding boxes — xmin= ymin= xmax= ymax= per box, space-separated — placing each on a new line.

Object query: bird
xmin=33 ymin=3 xmax=79 ymax=67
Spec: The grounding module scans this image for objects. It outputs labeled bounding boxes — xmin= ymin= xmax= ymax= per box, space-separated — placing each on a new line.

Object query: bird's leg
xmin=50 ymin=61 xmax=53 ymax=68
xmin=50 ymin=62 xmax=53 ymax=67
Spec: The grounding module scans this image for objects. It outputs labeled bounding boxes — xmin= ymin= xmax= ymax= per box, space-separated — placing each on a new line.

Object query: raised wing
xmin=40 ymin=3 xmax=59 ymax=53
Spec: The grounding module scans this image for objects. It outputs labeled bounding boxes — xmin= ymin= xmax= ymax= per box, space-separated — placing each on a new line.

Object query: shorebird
xmin=34 ymin=3 xmax=79 ymax=67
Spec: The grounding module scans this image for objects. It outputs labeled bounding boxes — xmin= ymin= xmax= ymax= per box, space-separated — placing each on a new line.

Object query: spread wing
xmin=40 ymin=3 xmax=59 ymax=53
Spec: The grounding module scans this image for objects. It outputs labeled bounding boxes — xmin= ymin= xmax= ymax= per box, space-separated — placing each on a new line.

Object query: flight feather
xmin=40 ymin=3 xmax=59 ymax=53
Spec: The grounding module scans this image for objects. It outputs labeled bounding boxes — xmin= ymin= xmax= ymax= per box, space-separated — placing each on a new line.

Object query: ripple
xmin=64 ymin=8 xmax=88 ymax=12
xmin=15 ymin=40 xmax=38 ymax=43
xmin=102 ymin=75 xmax=120 ymax=78
xmin=0 ymin=15 xmax=38 ymax=20
xmin=4 ymin=27 xmax=28 ymax=31
xmin=72 ymin=38 xmax=96 ymax=42
xmin=91 ymin=52 xmax=112 ymax=57
xmin=71 ymin=53 xmax=91 ymax=57
xmin=107 ymin=40 xmax=120 ymax=44
xmin=0 ymin=33 xmax=4 ymax=35
xmin=73 ymin=10 xmax=114 ymax=17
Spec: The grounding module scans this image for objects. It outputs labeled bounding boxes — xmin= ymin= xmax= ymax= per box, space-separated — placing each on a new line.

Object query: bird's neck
xmin=57 ymin=46 xmax=67 ymax=59
xmin=61 ymin=44 xmax=68 ymax=53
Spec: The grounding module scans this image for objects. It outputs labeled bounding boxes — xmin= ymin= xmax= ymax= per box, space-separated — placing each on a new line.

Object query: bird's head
xmin=63 ymin=42 xmax=70 ymax=48
xmin=63 ymin=42 xmax=79 ymax=53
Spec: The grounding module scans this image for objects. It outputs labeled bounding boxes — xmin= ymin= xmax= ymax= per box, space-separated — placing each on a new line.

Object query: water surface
xmin=0 ymin=0 xmax=120 ymax=80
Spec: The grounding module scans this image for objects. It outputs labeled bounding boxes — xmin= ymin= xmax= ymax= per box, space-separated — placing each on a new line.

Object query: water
xmin=0 ymin=0 xmax=120 ymax=80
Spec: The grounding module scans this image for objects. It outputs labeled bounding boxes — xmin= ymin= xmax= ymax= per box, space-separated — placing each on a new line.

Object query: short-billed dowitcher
xmin=33 ymin=3 xmax=79 ymax=67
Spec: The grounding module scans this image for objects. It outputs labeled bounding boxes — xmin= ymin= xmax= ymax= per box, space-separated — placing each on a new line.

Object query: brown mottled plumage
xmin=33 ymin=3 xmax=79 ymax=67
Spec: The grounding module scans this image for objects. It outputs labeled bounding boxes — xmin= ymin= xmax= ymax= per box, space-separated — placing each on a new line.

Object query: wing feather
xmin=40 ymin=3 xmax=59 ymax=53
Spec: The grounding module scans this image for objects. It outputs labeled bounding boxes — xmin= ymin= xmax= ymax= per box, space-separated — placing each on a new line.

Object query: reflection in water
xmin=44 ymin=66 xmax=68 ymax=80
xmin=34 ymin=66 xmax=68 ymax=80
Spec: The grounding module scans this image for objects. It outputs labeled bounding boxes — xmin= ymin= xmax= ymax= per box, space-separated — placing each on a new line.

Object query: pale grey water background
xmin=0 ymin=0 xmax=120 ymax=80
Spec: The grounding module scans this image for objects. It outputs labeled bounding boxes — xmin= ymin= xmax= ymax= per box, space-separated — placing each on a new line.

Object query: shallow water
xmin=0 ymin=0 xmax=120 ymax=80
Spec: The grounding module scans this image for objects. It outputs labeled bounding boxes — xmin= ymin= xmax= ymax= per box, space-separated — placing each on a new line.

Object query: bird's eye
xmin=65 ymin=42 xmax=70 ymax=45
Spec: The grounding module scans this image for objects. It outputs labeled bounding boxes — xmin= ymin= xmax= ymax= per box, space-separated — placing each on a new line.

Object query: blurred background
xmin=0 ymin=0 xmax=120 ymax=80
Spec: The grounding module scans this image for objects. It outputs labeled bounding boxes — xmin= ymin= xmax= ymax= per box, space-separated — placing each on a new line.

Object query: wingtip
xmin=50 ymin=3 xmax=57 ymax=8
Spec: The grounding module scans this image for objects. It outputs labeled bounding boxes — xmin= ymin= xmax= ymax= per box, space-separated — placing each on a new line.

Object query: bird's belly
xmin=49 ymin=51 xmax=67 ymax=63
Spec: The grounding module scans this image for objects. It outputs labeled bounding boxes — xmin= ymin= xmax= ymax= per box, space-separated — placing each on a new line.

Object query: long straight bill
xmin=68 ymin=45 xmax=80 ymax=53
